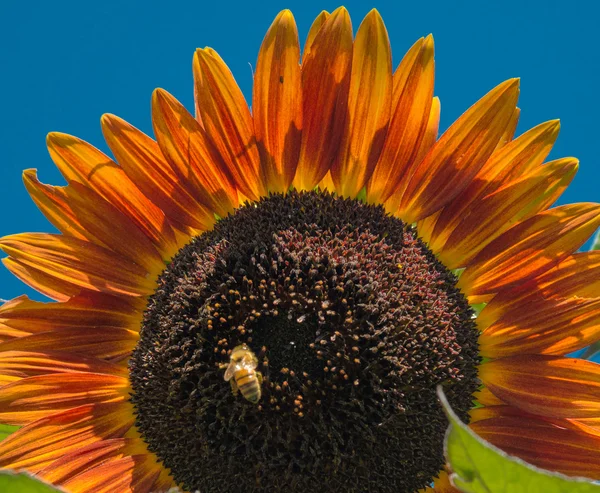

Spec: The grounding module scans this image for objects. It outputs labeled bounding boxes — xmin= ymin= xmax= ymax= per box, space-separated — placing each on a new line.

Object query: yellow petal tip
xmin=152 ymin=88 xmax=168 ymax=101
xmin=365 ymin=8 xmax=382 ymax=18
xmin=330 ymin=6 xmax=350 ymax=21
xmin=277 ymin=9 xmax=294 ymax=20
xmin=100 ymin=113 xmax=116 ymax=127
xmin=46 ymin=132 xmax=70 ymax=147
xmin=21 ymin=168 xmax=37 ymax=179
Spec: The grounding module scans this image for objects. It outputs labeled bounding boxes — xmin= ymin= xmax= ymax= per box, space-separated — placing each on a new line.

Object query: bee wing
xmin=223 ymin=362 xmax=237 ymax=381
xmin=244 ymin=352 xmax=259 ymax=370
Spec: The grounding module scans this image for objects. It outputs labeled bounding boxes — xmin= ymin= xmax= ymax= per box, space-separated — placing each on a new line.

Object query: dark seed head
xmin=129 ymin=190 xmax=480 ymax=493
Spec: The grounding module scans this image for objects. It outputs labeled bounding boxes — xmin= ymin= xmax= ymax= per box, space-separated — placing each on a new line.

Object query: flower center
xmin=129 ymin=190 xmax=480 ymax=493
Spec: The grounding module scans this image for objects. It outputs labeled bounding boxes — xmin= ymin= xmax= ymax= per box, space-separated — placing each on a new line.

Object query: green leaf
xmin=592 ymin=228 xmax=600 ymax=251
xmin=438 ymin=386 xmax=600 ymax=493
xmin=0 ymin=423 xmax=19 ymax=442
xmin=0 ymin=471 xmax=64 ymax=492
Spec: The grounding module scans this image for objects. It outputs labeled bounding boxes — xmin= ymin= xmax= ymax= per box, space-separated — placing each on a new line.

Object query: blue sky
xmin=0 ymin=0 xmax=598 ymax=301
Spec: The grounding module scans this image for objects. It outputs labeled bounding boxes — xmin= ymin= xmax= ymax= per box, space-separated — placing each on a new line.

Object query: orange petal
xmin=471 ymin=415 xmax=600 ymax=479
xmin=0 ymin=350 xmax=126 ymax=385
xmin=151 ymin=469 xmax=176 ymax=493
xmin=0 ymin=402 xmax=134 ymax=472
xmin=253 ymin=10 xmax=302 ymax=193
xmin=390 ymin=95 xmax=441 ymax=217
xmin=571 ymin=416 xmax=600 ymax=434
xmin=531 ymin=250 xmax=600 ymax=299
xmin=0 ymin=373 xmax=129 ymax=425
xmin=480 ymin=355 xmax=600 ymax=419
xmin=459 ymin=203 xmax=600 ymax=297
xmin=367 ymin=36 xmax=434 ymax=204
xmin=194 ymin=48 xmax=263 ymax=200
xmin=331 ymin=9 xmax=392 ymax=198
xmin=427 ymin=120 xmax=561 ymax=254
xmin=518 ymin=158 xmax=579 ymax=215
xmin=0 ymin=328 xmax=139 ymax=362
xmin=415 ymin=210 xmax=442 ymax=246
xmin=439 ymin=157 xmax=578 ymax=268
xmin=0 ymin=294 xmax=141 ymax=340
xmin=481 ymin=296 xmax=600 ymax=358
xmin=293 ymin=7 xmax=353 ymax=190
xmin=39 ymin=438 xmax=137 ymax=485
xmin=46 ymin=133 xmax=178 ymax=258
xmin=477 ymin=251 xmax=600 ymax=328
xmin=317 ymin=170 xmax=335 ymax=192
xmin=494 ymin=106 xmax=520 ymax=150
xmin=303 ymin=10 xmax=330 ymax=58
xmin=23 ymin=170 xmax=164 ymax=273
xmin=2 ymin=257 xmax=81 ymax=302
xmin=397 ymin=79 xmax=520 ymax=223
xmin=0 ymin=234 xmax=155 ymax=298
xmin=473 ymin=385 xmax=504 ymax=407
xmin=413 ymin=96 xmax=441 ymax=169
xmin=469 ymin=404 xmax=534 ymax=423
xmin=101 ymin=114 xmax=215 ymax=231
xmin=61 ymin=453 xmax=161 ymax=493
xmin=151 ymin=88 xmax=239 ymax=217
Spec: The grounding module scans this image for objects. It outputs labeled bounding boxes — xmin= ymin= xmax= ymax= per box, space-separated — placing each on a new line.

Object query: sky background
xmin=0 ymin=0 xmax=598 ymax=302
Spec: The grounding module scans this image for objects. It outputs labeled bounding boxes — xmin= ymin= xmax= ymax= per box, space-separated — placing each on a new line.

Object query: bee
xmin=223 ymin=344 xmax=263 ymax=404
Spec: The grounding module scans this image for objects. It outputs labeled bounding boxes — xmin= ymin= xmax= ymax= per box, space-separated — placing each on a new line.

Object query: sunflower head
xmin=130 ymin=190 xmax=480 ymax=492
xmin=0 ymin=6 xmax=599 ymax=493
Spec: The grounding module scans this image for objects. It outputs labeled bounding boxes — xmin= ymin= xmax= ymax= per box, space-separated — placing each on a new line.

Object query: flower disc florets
xmin=129 ymin=190 xmax=480 ymax=493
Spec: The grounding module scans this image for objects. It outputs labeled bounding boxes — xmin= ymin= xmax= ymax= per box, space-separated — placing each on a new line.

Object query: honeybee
xmin=223 ymin=344 xmax=263 ymax=404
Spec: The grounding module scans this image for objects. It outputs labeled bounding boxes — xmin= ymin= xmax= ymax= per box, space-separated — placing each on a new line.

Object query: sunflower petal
xmin=1 ymin=258 xmax=81 ymax=302
xmin=194 ymin=48 xmax=263 ymax=200
xmin=38 ymin=438 xmax=137 ymax=485
xmin=469 ymin=404 xmax=533 ymax=423
xmin=0 ymin=234 xmax=155 ymax=297
xmin=480 ymin=297 xmax=600 ymax=358
xmin=473 ymin=385 xmax=504 ymax=407
xmin=480 ymin=355 xmax=600 ymax=419
xmin=61 ymin=453 xmax=161 ymax=493
xmin=413 ymin=96 xmax=440 ymax=168
xmin=23 ymin=170 xmax=164 ymax=273
xmin=459 ymin=203 xmax=600 ymax=297
xmin=477 ymin=251 xmax=600 ymax=328
xmin=368 ymin=35 xmax=434 ymax=204
xmin=46 ymin=133 xmax=178 ymax=258
xmin=293 ymin=7 xmax=353 ymax=190
xmin=531 ymin=250 xmax=600 ymax=299
xmin=303 ymin=11 xmax=330 ymax=57
xmin=101 ymin=114 xmax=215 ymax=231
xmin=428 ymin=120 xmax=561 ymax=253
xmin=494 ymin=106 xmax=520 ymax=150
xmin=471 ymin=415 xmax=600 ymax=479
xmin=0 ymin=328 xmax=139 ymax=362
xmin=331 ymin=9 xmax=392 ymax=198
xmin=151 ymin=88 xmax=238 ymax=217
xmin=0 ymin=294 xmax=141 ymax=340
xmin=397 ymin=79 xmax=520 ymax=223
xmin=0 ymin=350 xmax=126 ymax=385
xmin=0 ymin=373 xmax=129 ymax=425
xmin=439 ymin=158 xmax=578 ymax=268
xmin=0 ymin=402 xmax=134 ymax=472
xmin=253 ymin=10 xmax=302 ymax=193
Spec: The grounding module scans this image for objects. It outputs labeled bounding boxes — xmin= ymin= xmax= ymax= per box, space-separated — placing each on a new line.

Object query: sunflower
xmin=0 ymin=6 xmax=598 ymax=493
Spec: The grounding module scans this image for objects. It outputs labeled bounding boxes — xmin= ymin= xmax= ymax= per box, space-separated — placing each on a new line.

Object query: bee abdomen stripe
xmin=239 ymin=381 xmax=257 ymax=393
xmin=241 ymin=387 xmax=260 ymax=402
xmin=237 ymin=374 xmax=255 ymax=387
